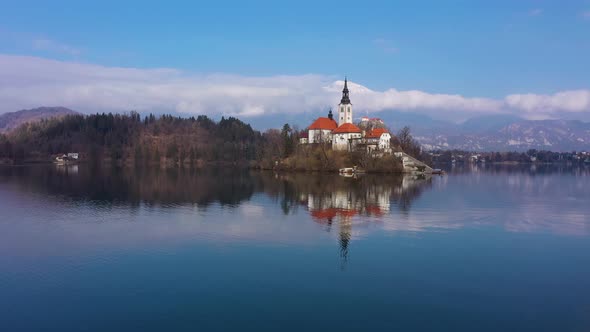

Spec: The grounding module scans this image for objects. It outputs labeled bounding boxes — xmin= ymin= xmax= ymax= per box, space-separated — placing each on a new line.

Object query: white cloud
xmin=0 ymin=54 xmax=588 ymax=122
xmin=505 ymin=90 xmax=590 ymax=114
xmin=326 ymin=80 xmax=502 ymax=114
xmin=32 ymin=38 xmax=82 ymax=56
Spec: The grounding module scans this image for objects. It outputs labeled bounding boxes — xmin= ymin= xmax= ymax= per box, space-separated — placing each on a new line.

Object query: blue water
xmin=1 ymin=165 xmax=589 ymax=331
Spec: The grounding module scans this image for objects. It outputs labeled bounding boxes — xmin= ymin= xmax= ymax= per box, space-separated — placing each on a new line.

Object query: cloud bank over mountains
xmin=1 ymin=54 xmax=589 ymax=122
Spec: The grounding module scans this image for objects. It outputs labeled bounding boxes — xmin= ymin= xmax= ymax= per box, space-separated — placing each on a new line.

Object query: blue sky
xmin=1 ymin=0 xmax=589 ymax=124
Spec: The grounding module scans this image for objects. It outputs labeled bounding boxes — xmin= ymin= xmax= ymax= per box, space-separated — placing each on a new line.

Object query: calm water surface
xmin=1 ymin=164 xmax=589 ymax=331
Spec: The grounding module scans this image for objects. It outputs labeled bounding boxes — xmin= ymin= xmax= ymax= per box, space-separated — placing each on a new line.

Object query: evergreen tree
xmin=281 ymin=124 xmax=294 ymax=158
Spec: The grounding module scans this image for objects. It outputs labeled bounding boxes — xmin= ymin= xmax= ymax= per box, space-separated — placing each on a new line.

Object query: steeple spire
xmin=340 ymin=76 xmax=351 ymax=105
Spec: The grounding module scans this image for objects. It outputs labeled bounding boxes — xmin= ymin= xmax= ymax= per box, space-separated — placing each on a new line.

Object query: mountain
xmin=0 ymin=107 xmax=79 ymax=133
xmin=458 ymin=114 xmax=524 ymax=134
xmin=415 ymin=117 xmax=590 ymax=152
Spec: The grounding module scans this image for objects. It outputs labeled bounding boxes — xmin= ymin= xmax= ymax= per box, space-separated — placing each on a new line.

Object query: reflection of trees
xmin=1 ymin=166 xmax=433 ymax=217
xmin=393 ymin=174 xmax=432 ymax=214
xmin=0 ymin=165 xmax=256 ymax=208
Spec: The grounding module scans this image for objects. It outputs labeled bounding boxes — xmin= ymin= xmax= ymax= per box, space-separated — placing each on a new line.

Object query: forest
xmin=0 ymin=112 xmax=265 ymax=165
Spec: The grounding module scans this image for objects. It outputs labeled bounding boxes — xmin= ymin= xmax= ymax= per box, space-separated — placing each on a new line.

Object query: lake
xmin=1 ymin=164 xmax=589 ymax=331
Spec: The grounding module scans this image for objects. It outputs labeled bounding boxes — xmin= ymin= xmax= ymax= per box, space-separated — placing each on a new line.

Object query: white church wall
xmin=309 ymin=129 xmax=333 ymax=144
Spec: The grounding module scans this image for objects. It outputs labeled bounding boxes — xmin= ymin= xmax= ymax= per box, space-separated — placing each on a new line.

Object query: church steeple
xmin=337 ymin=77 xmax=353 ymax=126
xmin=340 ymin=77 xmax=351 ymax=105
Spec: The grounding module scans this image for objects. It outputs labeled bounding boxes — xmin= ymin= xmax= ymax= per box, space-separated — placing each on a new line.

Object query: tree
xmin=281 ymin=124 xmax=294 ymax=158
xmin=189 ymin=147 xmax=196 ymax=164
xmin=166 ymin=142 xmax=179 ymax=162
xmin=134 ymin=145 xmax=143 ymax=163
xmin=154 ymin=148 xmax=161 ymax=164
xmin=397 ymin=126 xmax=421 ymax=159
xmin=178 ymin=148 xmax=186 ymax=166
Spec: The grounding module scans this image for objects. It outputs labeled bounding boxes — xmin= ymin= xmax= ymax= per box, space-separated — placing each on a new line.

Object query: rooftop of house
xmin=308 ymin=117 xmax=338 ymax=130
xmin=333 ymin=123 xmax=362 ymax=134
xmin=365 ymin=128 xmax=389 ymax=138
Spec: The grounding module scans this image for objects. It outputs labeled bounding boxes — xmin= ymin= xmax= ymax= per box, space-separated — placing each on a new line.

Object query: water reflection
xmin=0 ymin=164 xmax=588 ymax=255
xmin=0 ymin=165 xmax=257 ymax=207
xmin=261 ymin=173 xmax=432 ymax=266
xmin=0 ymin=165 xmax=432 ymax=212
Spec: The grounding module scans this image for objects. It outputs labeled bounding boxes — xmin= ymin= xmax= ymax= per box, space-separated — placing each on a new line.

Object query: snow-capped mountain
xmin=414 ymin=118 xmax=590 ymax=152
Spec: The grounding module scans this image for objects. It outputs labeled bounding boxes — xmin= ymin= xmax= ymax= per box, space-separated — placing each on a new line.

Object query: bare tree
xmin=397 ymin=126 xmax=421 ymax=158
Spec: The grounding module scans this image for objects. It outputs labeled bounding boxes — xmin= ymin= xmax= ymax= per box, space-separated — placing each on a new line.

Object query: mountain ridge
xmin=415 ymin=117 xmax=590 ymax=152
xmin=0 ymin=107 xmax=79 ymax=133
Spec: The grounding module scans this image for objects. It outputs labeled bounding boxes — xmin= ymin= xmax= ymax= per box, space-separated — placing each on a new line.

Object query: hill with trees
xmin=0 ymin=107 xmax=78 ymax=133
xmin=0 ymin=112 xmax=263 ymax=166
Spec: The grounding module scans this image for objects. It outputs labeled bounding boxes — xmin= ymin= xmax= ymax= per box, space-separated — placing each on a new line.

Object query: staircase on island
xmin=394 ymin=152 xmax=433 ymax=174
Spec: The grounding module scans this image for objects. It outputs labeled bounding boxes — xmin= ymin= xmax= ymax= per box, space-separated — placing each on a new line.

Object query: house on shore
xmin=55 ymin=152 xmax=80 ymax=164
xmin=364 ymin=128 xmax=391 ymax=153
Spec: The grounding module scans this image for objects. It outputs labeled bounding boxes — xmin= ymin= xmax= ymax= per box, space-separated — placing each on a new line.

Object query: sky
xmin=1 ymin=0 xmax=590 ymax=126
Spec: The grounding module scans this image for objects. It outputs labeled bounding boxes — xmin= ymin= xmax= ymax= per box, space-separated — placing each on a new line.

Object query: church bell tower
xmin=338 ymin=77 xmax=352 ymax=126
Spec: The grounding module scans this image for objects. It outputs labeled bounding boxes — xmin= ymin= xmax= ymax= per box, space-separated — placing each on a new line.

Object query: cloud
xmin=582 ymin=11 xmax=590 ymax=19
xmin=323 ymin=80 xmax=502 ymax=115
xmin=373 ymin=38 xmax=398 ymax=54
xmin=0 ymin=54 xmax=588 ymax=122
xmin=505 ymin=90 xmax=590 ymax=115
xmin=528 ymin=8 xmax=543 ymax=16
xmin=31 ymin=38 xmax=81 ymax=56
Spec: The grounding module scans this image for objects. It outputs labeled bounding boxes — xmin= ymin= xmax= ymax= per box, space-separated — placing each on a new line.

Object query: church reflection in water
xmin=304 ymin=179 xmax=393 ymax=265
xmin=269 ymin=173 xmax=433 ymax=267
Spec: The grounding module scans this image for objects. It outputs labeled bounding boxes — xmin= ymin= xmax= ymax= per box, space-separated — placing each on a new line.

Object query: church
xmin=300 ymin=78 xmax=392 ymax=153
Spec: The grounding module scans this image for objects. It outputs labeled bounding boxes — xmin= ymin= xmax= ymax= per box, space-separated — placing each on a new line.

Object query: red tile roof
xmin=366 ymin=205 xmax=385 ymax=216
xmin=311 ymin=208 xmax=337 ymax=220
xmin=310 ymin=208 xmax=357 ymax=221
xmin=308 ymin=117 xmax=338 ymax=130
xmin=365 ymin=128 xmax=389 ymax=138
xmin=333 ymin=123 xmax=362 ymax=133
